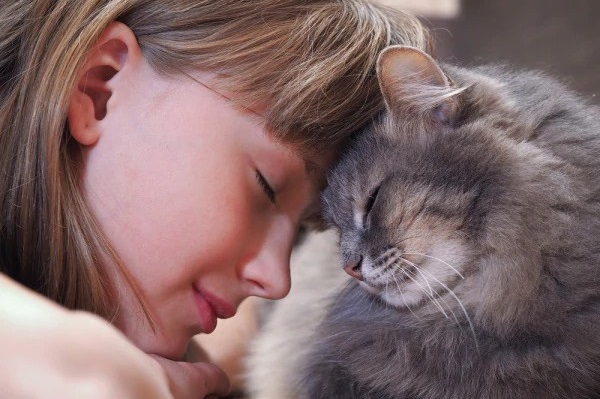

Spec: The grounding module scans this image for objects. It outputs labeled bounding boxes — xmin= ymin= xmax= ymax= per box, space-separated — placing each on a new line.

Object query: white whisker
xmin=402 ymin=263 xmax=450 ymax=319
xmin=395 ymin=236 xmax=422 ymax=246
xmin=400 ymin=260 xmax=461 ymax=327
xmin=382 ymin=280 xmax=391 ymax=311
xmin=403 ymin=251 xmax=464 ymax=279
xmin=374 ymin=247 xmax=398 ymax=265
xmin=405 ymin=261 xmax=479 ymax=350
xmin=366 ymin=283 xmax=378 ymax=315
xmin=391 ymin=269 xmax=419 ymax=319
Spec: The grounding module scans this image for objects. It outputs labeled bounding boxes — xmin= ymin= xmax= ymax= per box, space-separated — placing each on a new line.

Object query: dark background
xmin=426 ymin=0 xmax=599 ymax=102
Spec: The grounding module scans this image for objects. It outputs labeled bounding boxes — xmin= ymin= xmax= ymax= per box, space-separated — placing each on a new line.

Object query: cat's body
xmin=244 ymin=229 xmax=348 ymax=399
xmin=297 ymin=48 xmax=600 ymax=398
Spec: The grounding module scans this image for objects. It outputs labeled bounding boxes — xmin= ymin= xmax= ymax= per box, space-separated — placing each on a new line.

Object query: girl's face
xmin=76 ymin=36 xmax=321 ymax=359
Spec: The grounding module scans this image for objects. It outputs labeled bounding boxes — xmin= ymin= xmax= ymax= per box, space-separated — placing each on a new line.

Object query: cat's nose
xmin=344 ymin=256 xmax=363 ymax=281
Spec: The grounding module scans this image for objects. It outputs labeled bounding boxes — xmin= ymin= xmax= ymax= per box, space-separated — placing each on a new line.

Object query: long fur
xmin=299 ymin=60 xmax=600 ymax=398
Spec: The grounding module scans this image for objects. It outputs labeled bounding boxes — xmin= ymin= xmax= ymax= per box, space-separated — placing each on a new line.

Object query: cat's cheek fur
xmin=377 ymin=240 xmax=469 ymax=308
xmin=425 ymin=240 xmax=470 ymax=285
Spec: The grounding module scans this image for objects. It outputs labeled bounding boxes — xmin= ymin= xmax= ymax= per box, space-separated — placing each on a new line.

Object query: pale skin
xmin=0 ymin=22 xmax=322 ymax=398
xmin=191 ymin=297 xmax=261 ymax=393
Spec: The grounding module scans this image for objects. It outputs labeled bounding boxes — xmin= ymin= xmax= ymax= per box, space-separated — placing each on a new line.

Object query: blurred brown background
xmin=376 ymin=0 xmax=599 ymax=102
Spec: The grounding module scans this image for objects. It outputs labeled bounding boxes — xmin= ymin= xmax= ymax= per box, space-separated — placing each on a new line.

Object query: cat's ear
xmin=376 ymin=45 xmax=459 ymax=124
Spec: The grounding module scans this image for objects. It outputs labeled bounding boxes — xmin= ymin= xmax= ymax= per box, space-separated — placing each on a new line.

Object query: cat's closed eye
xmin=364 ymin=183 xmax=382 ymax=222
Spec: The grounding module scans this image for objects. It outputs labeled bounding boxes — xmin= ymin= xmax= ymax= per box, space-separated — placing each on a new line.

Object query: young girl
xmin=0 ymin=1 xmax=430 ymax=397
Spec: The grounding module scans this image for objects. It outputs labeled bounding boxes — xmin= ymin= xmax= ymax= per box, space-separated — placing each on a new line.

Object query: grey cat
xmin=299 ymin=46 xmax=600 ymax=399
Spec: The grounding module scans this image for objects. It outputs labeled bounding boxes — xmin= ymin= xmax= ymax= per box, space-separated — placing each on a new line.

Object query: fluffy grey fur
xmin=299 ymin=47 xmax=600 ymax=399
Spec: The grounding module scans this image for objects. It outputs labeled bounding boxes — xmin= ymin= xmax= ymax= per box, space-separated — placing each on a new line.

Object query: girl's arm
xmin=0 ymin=273 xmax=229 ymax=399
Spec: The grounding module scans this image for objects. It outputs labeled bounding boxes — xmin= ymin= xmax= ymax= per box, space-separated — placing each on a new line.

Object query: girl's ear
xmin=376 ymin=45 xmax=459 ymax=124
xmin=67 ymin=22 xmax=141 ymax=146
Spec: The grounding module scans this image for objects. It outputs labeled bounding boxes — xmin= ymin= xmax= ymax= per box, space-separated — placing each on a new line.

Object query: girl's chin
xmin=123 ymin=326 xmax=192 ymax=360
xmin=113 ymin=308 xmax=198 ymax=360
xmin=156 ymin=340 xmax=190 ymax=361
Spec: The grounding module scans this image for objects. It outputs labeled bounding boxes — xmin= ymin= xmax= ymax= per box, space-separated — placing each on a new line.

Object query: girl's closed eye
xmin=255 ymin=169 xmax=277 ymax=205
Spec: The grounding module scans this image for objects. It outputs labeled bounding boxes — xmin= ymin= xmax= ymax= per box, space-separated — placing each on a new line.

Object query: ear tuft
xmin=376 ymin=45 xmax=460 ymax=124
xmin=377 ymin=46 xmax=448 ymax=93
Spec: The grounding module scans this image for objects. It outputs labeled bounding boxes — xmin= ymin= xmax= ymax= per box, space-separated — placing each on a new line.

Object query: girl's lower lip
xmin=193 ymin=288 xmax=217 ymax=333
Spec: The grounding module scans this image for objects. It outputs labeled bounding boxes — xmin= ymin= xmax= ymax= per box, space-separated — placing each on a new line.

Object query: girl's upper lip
xmin=193 ymin=284 xmax=237 ymax=319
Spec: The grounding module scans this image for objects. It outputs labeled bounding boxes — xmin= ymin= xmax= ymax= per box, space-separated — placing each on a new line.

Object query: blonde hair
xmin=0 ymin=0 xmax=431 ymax=319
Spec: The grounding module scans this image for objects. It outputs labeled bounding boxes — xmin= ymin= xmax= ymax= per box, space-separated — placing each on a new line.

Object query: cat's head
xmin=323 ymin=46 xmax=564 ymax=312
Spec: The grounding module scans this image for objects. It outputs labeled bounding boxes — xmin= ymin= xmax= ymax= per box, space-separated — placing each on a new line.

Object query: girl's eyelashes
xmin=255 ymin=169 xmax=277 ymax=204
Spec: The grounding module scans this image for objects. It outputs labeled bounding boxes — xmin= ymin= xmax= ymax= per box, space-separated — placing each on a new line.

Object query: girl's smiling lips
xmin=192 ymin=284 xmax=237 ymax=333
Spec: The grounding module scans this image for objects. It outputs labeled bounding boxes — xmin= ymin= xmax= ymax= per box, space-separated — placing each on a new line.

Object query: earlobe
xmin=67 ymin=22 xmax=141 ymax=146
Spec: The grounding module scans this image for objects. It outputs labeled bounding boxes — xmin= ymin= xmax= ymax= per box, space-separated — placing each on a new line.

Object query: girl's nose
xmin=240 ymin=219 xmax=294 ymax=300
xmin=241 ymin=251 xmax=291 ymax=300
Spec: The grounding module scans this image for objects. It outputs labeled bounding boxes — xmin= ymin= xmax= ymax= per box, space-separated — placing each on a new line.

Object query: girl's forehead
xmin=184 ymin=71 xmax=358 ymax=166
xmin=183 ymin=69 xmax=341 ymax=188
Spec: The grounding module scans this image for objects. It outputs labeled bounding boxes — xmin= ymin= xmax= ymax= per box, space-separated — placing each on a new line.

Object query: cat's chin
xmin=358 ymin=280 xmax=383 ymax=294
xmin=358 ymin=281 xmax=423 ymax=308
xmin=379 ymin=289 xmax=423 ymax=308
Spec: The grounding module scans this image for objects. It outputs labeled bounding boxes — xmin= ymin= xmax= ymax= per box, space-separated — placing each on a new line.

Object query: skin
xmin=191 ymin=297 xmax=260 ymax=393
xmin=0 ymin=273 xmax=230 ymax=399
xmin=68 ymin=19 xmax=320 ymax=384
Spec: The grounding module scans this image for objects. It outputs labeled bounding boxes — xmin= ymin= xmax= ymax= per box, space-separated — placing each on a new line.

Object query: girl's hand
xmin=151 ymin=355 xmax=230 ymax=399
xmin=0 ymin=273 xmax=229 ymax=398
